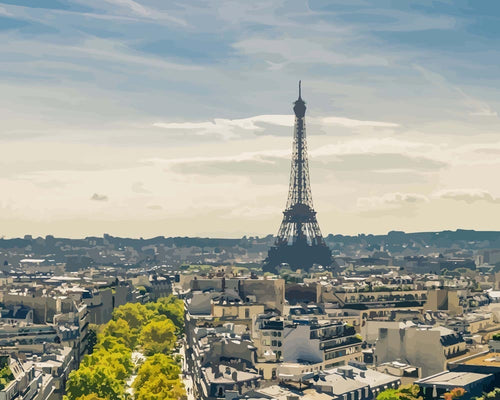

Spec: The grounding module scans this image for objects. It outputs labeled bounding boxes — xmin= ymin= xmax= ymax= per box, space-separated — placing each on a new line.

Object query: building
xmin=374 ymin=325 xmax=466 ymax=376
xmin=424 ymin=288 xmax=463 ymax=316
xmin=202 ymin=364 xmax=261 ymax=400
xmin=416 ymin=371 xmax=494 ymax=400
xmin=448 ymin=350 xmax=500 ymax=382
xmin=313 ymin=363 xmax=400 ymax=399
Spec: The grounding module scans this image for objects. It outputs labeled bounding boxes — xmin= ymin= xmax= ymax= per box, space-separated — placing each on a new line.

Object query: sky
xmin=2 ymin=0 xmax=500 ymax=239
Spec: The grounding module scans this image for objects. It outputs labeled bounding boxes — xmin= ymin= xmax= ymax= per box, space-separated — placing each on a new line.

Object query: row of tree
xmin=377 ymin=385 xmax=467 ymax=400
xmin=65 ymin=296 xmax=185 ymax=400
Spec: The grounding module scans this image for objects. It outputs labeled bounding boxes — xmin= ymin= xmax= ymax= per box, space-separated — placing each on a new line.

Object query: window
xmin=245 ymin=308 xmax=250 ymax=318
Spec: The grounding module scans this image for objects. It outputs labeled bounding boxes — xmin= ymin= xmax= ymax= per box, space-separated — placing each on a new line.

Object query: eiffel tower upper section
xmin=264 ymin=82 xmax=332 ymax=271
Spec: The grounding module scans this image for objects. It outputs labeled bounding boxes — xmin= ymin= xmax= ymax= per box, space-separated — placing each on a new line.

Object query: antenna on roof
xmin=298 ymin=80 xmax=302 ymax=99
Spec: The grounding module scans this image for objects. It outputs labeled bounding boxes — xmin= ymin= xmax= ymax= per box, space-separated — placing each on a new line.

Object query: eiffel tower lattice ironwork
xmin=264 ymin=82 xmax=332 ymax=271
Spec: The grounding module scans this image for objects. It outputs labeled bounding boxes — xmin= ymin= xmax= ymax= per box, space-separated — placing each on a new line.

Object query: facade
xmin=202 ymin=365 xmax=260 ymax=400
xmin=374 ymin=325 xmax=466 ymax=377
xmin=313 ymin=363 xmax=400 ymax=400
xmin=416 ymin=371 xmax=494 ymax=400
xmin=424 ymin=289 xmax=463 ymax=316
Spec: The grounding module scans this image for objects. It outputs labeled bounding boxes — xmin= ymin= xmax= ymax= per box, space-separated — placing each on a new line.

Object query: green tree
xmin=112 ymin=303 xmax=153 ymax=331
xmin=74 ymin=394 xmax=106 ymax=400
xmin=377 ymin=385 xmax=422 ymax=400
xmin=139 ymin=319 xmax=176 ymax=356
xmin=95 ymin=335 xmax=130 ymax=353
xmin=66 ymin=365 xmax=124 ymax=400
xmin=82 ymin=345 xmax=133 ymax=380
xmin=135 ymin=374 xmax=185 ymax=400
xmin=147 ymin=296 xmax=184 ymax=330
xmin=0 ymin=364 xmax=14 ymax=390
xmin=87 ymin=325 xmax=98 ymax=355
xmin=102 ymin=318 xmax=134 ymax=348
xmin=475 ymin=388 xmax=500 ymax=400
xmin=133 ymin=354 xmax=181 ymax=390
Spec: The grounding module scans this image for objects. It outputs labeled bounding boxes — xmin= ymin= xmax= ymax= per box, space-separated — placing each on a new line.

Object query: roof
xmin=314 ymin=372 xmax=368 ymax=394
xmin=416 ymin=371 xmax=492 ymax=387
xmin=203 ymin=365 xmax=259 ymax=384
xmin=1 ymin=306 xmax=31 ymax=320
xmin=249 ymin=385 xmax=333 ymax=400
xmin=462 ymin=352 xmax=500 ymax=367
xmin=330 ymin=365 xmax=399 ymax=388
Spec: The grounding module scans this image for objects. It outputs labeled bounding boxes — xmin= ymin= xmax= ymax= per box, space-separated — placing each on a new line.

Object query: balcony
xmin=321 ymin=335 xmax=362 ymax=351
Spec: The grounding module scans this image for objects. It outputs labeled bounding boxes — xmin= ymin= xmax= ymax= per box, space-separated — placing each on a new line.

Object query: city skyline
xmin=2 ymin=1 xmax=500 ymax=238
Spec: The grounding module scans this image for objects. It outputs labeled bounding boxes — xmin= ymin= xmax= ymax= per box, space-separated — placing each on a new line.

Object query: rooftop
xmin=416 ymin=371 xmax=493 ymax=387
xmin=462 ymin=352 xmax=500 ymax=367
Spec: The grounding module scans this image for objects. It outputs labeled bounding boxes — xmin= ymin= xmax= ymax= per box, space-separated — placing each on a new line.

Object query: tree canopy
xmin=65 ymin=296 xmax=185 ymax=400
xmin=377 ymin=385 xmax=423 ymax=400
xmin=140 ymin=319 xmax=177 ymax=356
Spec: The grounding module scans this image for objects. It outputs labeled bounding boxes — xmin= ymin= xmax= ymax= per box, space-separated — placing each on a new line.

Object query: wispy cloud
xmin=358 ymin=189 xmax=500 ymax=211
xmin=357 ymin=192 xmax=429 ymax=210
xmin=153 ymin=114 xmax=293 ymax=139
xmin=2 ymin=37 xmax=201 ymax=73
xmin=90 ymin=193 xmax=108 ymax=201
xmin=321 ymin=116 xmax=399 ymax=128
xmin=131 ymin=181 xmax=150 ymax=194
xmin=0 ymin=6 xmax=12 ymax=16
xmin=99 ymin=0 xmax=187 ymax=25
xmin=233 ymin=37 xmax=389 ymax=67
xmin=414 ymin=64 xmax=498 ymax=117
xmin=437 ymin=189 xmax=500 ymax=204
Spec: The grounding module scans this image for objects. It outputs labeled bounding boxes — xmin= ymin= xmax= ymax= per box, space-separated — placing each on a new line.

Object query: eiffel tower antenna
xmin=264 ymin=82 xmax=332 ymax=271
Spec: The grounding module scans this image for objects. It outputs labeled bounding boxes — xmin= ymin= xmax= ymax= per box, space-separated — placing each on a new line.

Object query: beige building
xmin=375 ymin=325 xmax=466 ymax=377
xmin=424 ymin=288 xmax=462 ymax=315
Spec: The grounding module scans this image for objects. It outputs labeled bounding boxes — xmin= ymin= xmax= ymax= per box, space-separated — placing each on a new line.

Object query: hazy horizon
xmin=2 ymin=1 xmax=500 ymax=238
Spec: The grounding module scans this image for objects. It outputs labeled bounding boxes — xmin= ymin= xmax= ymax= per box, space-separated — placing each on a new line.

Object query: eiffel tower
xmin=264 ymin=82 xmax=332 ymax=272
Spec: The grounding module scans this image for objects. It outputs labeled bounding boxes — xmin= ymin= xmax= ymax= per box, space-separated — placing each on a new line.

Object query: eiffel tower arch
xmin=264 ymin=82 xmax=332 ymax=272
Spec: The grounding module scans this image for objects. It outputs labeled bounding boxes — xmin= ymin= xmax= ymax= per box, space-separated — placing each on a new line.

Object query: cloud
xmin=0 ymin=6 xmax=12 ymax=16
xmin=319 ymin=153 xmax=446 ymax=175
xmin=357 ymin=192 xmax=429 ymax=210
xmin=146 ymin=149 xmax=290 ymax=167
xmin=310 ymin=138 xmax=437 ymax=158
xmin=357 ymin=188 xmax=500 ymax=212
xmin=147 ymin=150 xmax=290 ymax=181
xmin=153 ymin=114 xmax=294 ymax=139
xmin=321 ymin=116 xmax=399 ymax=128
xmin=1 ymin=38 xmax=201 ymax=75
xmin=437 ymin=189 xmax=500 ymax=204
xmin=233 ymin=37 xmax=389 ymax=67
xmin=132 ymin=181 xmax=150 ymax=194
xmin=152 ymin=114 xmax=401 ymax=141
xmin=414 ymin=64 xmax=498 ymax=117
xmin=100 ymin=0 xmax=187 ymax=25
xmin=90 ymin=193 xmax=108 ymax=201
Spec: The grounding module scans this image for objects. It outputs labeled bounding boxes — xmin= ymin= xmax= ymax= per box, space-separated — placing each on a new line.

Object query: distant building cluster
xmin=179 ymin=265 xmax=500 ymax=400
xmin=0 ymin=262 xmax=176 ymax=400
xmin=1 ymin=232 xmax=500 ymax=399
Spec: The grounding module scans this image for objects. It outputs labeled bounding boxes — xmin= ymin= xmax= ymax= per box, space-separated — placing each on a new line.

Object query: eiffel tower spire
xmin=264 ymin=82 xmax=331 ymax=271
